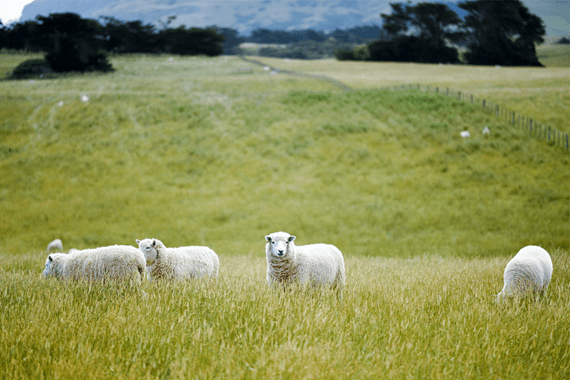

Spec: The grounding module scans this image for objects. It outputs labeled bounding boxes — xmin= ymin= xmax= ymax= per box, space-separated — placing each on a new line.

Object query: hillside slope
xmin=0 ymin=54 xmax=568 ymax=256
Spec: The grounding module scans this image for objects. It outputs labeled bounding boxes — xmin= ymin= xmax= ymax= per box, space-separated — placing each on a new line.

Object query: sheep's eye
xmin=145 ymin=246 xmax=151 ymax=251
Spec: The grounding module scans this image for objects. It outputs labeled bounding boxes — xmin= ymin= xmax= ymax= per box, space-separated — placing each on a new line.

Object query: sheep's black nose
xmin=278 ymin=250 xmax=284 ymax=255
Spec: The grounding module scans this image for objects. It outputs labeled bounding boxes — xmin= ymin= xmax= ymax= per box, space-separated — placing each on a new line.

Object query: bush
xmin=11 ymin=58 xmax=53 ymax=78
xmin=368 ymin=36 xmax=460 ymax=64
xmin=354 ymin=45 xmax=371 ymax=61
xmin=45 ymin=49 xmax=113 ymax=73
xmin=335 ymin=49 xmax=356 ymax=61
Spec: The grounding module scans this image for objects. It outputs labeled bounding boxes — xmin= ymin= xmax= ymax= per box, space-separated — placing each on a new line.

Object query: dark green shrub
xmin=335 ymin=49 xmax=356 ymax=61
xmin=11 ymin=58 xmax=53 ymax=78
xmin=45 ymin=49 xmax=113 ymax=73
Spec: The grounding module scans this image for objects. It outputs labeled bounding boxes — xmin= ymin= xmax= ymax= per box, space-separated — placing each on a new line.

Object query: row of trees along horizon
xmin=0 ymin=0 xmax=551 ymax=75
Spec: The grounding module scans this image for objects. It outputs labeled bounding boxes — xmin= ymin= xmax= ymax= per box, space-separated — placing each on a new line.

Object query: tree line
xmin=0 ymin=0 xmax=546 ymax=74
xmin=337 ymin=0 xmax=545 ymax=67
xmin=0 ymin=13 xmax=226 ymax=73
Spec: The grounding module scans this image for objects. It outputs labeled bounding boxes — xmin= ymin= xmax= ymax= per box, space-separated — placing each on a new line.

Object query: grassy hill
xmin=253 ymin=56 xmax=570 ymax=133
xmin=536 ymin=36 xmax=570 ymax=67
xmin=0 ymin=53 xmax=569 ymax=379
xmin=1 ymin=54 xmax=568 ymax=256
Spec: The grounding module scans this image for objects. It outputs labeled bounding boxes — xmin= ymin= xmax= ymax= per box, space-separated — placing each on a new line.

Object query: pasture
xmin=0 ymin=52 xmax=569 ymax=379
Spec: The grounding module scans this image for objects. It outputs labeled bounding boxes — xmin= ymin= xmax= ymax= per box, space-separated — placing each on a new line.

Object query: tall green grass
xmin=0 ymin=53 xmax=569 ymax=379
xmin=1 ymin=252 xmax=569 ymax=379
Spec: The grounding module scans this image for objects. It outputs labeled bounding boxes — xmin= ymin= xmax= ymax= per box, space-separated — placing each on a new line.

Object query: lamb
xmin=497 ymin=245 xmax=553 ymax=302
xmin=46 ymin=239 xmax=63 ymax=253
xmin=265 ymin=231 xmax=345 ymax=295
xmin=43 ymin=245 xmax=146 ymax=284
xmin=136 ymin=238 xmax=219 ymax=281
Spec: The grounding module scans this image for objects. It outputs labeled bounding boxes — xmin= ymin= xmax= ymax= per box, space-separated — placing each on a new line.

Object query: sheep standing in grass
xmin=46 ymin=239 xmax=63 ymax=253
xmin=497 ymin=245 xmax=553 ymax=302
xmin=265 ymin=231 xmax=345 ymax=295
xmin=43 ymin=245 xmax=146 ymax=284
xmin=136 ymin=238 xmax=219 ymax=281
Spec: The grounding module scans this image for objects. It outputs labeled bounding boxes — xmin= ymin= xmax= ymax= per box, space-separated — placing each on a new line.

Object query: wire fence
xmin=385 ymin=83 xmax=569 ymax=151
xmin=240 ymin=56 xmax=569 ymax=151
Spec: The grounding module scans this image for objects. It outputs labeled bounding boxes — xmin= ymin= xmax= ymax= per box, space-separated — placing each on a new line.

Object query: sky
xmin=0 ymin=0 xmax=35 ymax=25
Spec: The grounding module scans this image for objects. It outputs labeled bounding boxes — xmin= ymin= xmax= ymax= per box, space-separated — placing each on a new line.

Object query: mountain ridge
xmin=19 ymin=0 xmax=570 ymax=36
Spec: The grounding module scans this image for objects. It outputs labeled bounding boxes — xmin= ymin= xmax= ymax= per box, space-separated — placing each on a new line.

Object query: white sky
xmin=0 ymin=0 xmax=35 ymax=25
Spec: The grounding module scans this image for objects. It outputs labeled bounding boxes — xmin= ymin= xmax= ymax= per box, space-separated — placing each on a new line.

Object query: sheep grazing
xmin=46 ymin=239 xmax=63 ymax=253
xmin=136 ymin=238 xmax=219 ymax=281
xmin=460 ymin=131 xmax=470 ymax=138
xmin=497 ymin=245 xmax=553 ymax=302
xmin=265 ymin=231 xmax=345 ymax=295
xmin=43 ymin=245 xmax=147 ymax=284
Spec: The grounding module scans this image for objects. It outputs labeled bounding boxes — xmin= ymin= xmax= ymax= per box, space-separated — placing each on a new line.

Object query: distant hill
xmin=19 ymin=0 xmax=570 ymax=36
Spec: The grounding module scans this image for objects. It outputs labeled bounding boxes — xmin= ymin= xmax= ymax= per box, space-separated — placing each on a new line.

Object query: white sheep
xmin=497 ymin=245 xmax=553 ymax=302
xmin=460 ymin=131 xmax=470 ymax=138
xmin=46 ymin=239 xmax=63 ymax=253
xmin=136 ymin=238 xmax=219 ymax=281
xmin=265 ymin=231 xmax=345 ymax=295
xmin=43 ymin=245 xmax=147 ymax=284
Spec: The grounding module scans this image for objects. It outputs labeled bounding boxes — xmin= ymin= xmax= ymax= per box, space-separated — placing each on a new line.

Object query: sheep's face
xmin=43 ymin=256 xmax=53 ymax=277
xmin=265 ymin=232 xmax=296 ymax=259
xmin=43 ymin=254 xmax=64 ymax=278
xmin=136 ymin=238 xmax=160 ymax=266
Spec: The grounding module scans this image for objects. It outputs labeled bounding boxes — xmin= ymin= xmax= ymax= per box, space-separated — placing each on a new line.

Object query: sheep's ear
xmin=136 ymin=239 xmax=140 ymax=245
xmin=48 ymin=255 xmax=53 ymax=262
xmin=288 ymin=235 xmax=296 ymax=242
xmin=265 ymin=235 xmax=272 ymax=243
xmin=152 ymin=239 xmax=157 ymax=247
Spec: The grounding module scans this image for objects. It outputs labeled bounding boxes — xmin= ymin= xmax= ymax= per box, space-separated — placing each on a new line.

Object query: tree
xmin=159 ymin=27 xmax=224 ymax=56
xmin=0 ymin=21 xmax=6 ymax=49
xmin=250 ymin=28 xmax=299 ymax=44
xmin=209 ymin=26 xmax=246 ymax=53
xmin=3 ymin=20 xmax=43 ymax=51
xmin=100 ymin=17 xmax=157 ymax=53
xmin=376 ymin=2 xmax=462 ymax=63
xmin=459 ymin=0 xmax=545 ymax=66
xmin=36 ymin=13 xmax=112 ymax=72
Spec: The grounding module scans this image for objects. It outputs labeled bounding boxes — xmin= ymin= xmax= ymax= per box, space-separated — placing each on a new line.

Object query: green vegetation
xmin=0 ymin=53 xmax=568 ymax=379
xmin=255 ymin=57 xmax=570 ymax=133
xmin=536 ymin=38 xmax=570 ymax=67
xmin=1 ymin=253 xmax=569 ymax=379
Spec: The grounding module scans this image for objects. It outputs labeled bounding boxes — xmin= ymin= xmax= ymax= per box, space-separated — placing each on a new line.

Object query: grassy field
xmin=1 ymin=253 xmax=569 ymax=379
xmin=0 ymin=53 xmax=569 ymax=379
xmin=537 ymin=36 xmax=570 ymax=68
xmin=253 ymin=48 xmax=570 ymax=133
